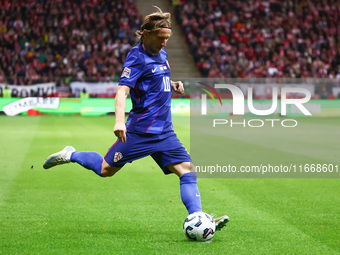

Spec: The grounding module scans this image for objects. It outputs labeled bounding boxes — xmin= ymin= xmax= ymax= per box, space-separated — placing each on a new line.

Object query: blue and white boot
xmin=43 ymin=146 xmax=76 ymax=169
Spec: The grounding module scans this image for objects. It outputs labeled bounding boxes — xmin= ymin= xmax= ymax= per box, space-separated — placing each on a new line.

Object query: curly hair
xmin=136 ymin=6 xmax=172 ymax=42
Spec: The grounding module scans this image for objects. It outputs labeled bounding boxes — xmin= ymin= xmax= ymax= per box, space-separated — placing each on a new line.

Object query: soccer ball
xmin=183 ymin=212 xmax=215 ymax=242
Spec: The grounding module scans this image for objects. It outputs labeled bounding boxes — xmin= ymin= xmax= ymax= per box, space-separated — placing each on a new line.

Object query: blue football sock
xmin=180 ymin=172 xmax=202 ymax=214
xmin=70 ymin=151 xmax=103 ymax=177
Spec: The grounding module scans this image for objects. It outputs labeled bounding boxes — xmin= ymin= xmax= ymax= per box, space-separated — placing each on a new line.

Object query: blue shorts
xmin=104 ymin=131 xmax=191 ymax=174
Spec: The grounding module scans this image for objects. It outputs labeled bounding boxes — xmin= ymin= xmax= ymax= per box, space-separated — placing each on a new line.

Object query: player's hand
xmin=171 ymin=81 xmax=185 ymax=95
xmin=114 ymin=122 xmax=127 ymax=143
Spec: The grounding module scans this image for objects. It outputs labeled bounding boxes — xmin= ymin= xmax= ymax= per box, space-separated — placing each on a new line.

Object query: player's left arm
xmin=171 ymin=80 xmax=185 ymax=95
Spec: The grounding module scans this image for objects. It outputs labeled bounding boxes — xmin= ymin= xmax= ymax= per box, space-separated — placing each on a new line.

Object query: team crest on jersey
xmin=114 ymin=152 xmax=123 ymax=162
xmin=121 ymin=67 xmax=131 ymax=78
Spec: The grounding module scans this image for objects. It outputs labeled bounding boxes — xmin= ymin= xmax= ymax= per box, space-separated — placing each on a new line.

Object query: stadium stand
xmin=173 ymin=0 xmax=340 ymax=79
xmin=0 ymin=0 xmax=142 ymax=85
xmin=1 ymin=0 xmax=339 ymax=87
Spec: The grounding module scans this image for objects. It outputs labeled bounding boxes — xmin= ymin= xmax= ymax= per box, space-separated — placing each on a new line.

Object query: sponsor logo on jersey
xmin=152 ymin=64 xmax=168 ymax=73
xmin=114 ymin=152 xmax=123 ymax=162
xmin=121 ymin=67 xmax=131 ymax=78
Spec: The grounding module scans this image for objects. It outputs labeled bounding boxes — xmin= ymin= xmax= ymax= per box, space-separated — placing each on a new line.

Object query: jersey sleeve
xmin=119 ymin=51 xmax=144 ymax=88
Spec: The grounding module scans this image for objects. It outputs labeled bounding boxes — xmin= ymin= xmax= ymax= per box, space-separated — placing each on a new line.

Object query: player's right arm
xmin=114 ymin=85 xmax=131 ymax=143
xmin=114 ymin=46 xmax=144 ymax=142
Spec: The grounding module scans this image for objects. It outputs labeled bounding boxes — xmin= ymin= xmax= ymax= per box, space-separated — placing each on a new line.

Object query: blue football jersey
xmin=118 ymin=43 xmax=173 ymax=134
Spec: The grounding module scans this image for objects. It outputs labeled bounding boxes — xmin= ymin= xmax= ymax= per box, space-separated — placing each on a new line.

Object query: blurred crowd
xmin=0 ymin=0 xmax=141 ymax=85
xmin=174 ymin=0 xmax=340 ymax=79
xmin=1 ymin=0 xmax=339 ymax=87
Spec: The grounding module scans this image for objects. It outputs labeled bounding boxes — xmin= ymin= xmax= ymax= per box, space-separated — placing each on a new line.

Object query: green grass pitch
xmin=0 ymin=115 xmax=339 ymax=254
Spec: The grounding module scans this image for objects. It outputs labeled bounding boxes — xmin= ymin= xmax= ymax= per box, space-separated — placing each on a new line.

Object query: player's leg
xmin=169 ymin=162 xmax=229 ymax=230
xmin=152 ymin=133 xmax=229 ymax=230
xmin=70 ymin=151 xmax=122 ymax=177
xmin=101 ymin=158 xmax=122 ymax=177
xmin=43 ymin=133 xmax=153 ymax=177
xmin=43 ymin=146 xmax=122 ymax=177
xmin=150 ymin=133 xmax=202 ymax=214
xmin=70 ymin=150 xmax=105 ymax=176
xmin=167 ymin=162 xmax=202 ymax=215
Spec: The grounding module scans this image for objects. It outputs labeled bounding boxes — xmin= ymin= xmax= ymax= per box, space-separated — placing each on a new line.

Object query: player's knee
xmin=101 ymin=170 xmax=114 ymax=177
xmin=101 ymin=167 xmax=120 ymax=177
xmin=101 ymin=160 xmax=121 ymax=177
xmin=168 ymin=162 xmax=192 ymax=177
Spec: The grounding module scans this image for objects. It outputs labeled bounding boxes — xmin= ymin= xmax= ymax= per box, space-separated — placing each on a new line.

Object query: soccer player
xmin=43 ymin=6 xmax=228 ymax=231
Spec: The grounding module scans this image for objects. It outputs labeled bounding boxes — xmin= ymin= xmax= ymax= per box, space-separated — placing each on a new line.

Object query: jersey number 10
xmin=163 ymin=76 xmax=171 ymax=92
